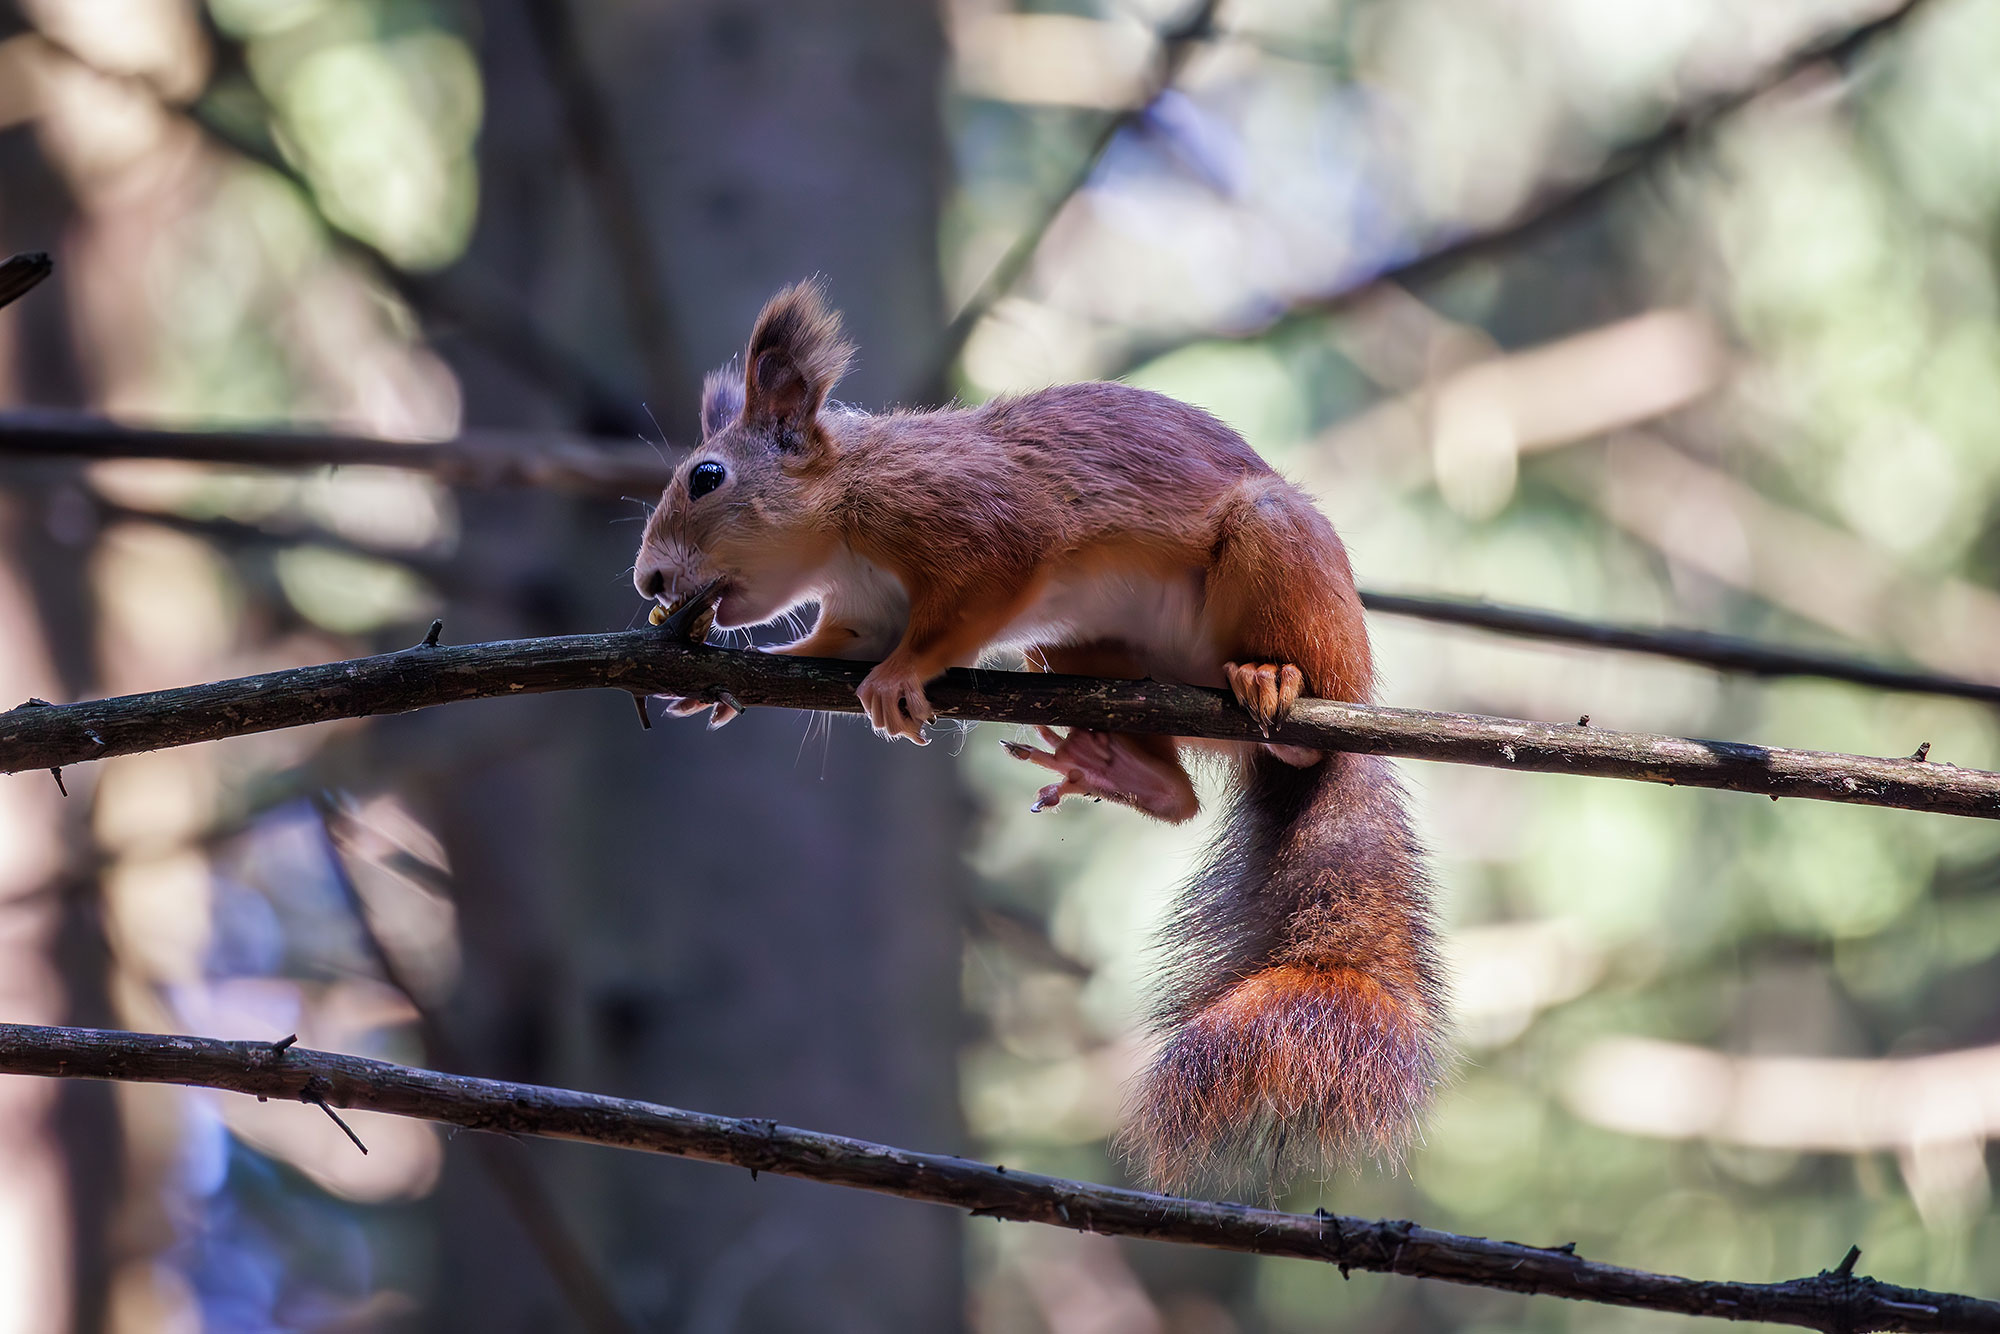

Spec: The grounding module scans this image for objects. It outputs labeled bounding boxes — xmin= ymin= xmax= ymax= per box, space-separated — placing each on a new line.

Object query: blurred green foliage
xmin=56 ymin=0 xmax=2000 ymax=1326
xmin=210 ymin=0 xmax=478 ymax=269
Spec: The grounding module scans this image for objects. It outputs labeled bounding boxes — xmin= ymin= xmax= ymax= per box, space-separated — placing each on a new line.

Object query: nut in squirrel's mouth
xmin=647 ymin=576 xmax=723 ymax=642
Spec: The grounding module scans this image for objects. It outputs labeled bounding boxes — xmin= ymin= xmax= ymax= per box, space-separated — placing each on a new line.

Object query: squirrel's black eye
xmin=688 ymin=461 xmax=727 ymax=499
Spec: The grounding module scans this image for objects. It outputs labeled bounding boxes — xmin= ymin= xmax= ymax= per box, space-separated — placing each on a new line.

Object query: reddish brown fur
xmin=635 ymin=282 xmax=1447 ymax=1191
xmin=1129 ymin=963 xmax=1432 ymax=1182
xmin=1127 ymin=751 xmax=1442 ymax=1192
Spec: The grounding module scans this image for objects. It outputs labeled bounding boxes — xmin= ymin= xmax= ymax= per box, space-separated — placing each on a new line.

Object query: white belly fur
xmin=814 ymin=546 xmax=910 ymax=660
xmin=994 ymin=567 xmax=1220 ymax=686
xmin=814 ymin=550 xmax=1220 ymax=685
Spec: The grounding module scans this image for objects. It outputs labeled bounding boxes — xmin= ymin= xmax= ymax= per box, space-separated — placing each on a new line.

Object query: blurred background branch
xmin=312 ymin=793 xmax=641 ymax=1334
xmin=1358 ymin=590 xmax=2000 ymax=707
xmin=1098 ymin=0 xmax=1935 ymax=380
xmin=516 ymin=0 xmax=692 ymax=429
xmin=916 ymin=0 xmax=1222 ymax=402
xmin=29 ymin=16 xmax=652 ymax=436
xmin=0 ymin=409 xmax=673 ymax=489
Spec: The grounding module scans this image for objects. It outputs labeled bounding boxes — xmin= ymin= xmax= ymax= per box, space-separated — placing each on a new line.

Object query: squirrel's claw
xmin=1016 ymin=744 xmax=1096 ymax=812
xmin=1004 ymin=735 xmax=1084 ymax=809
xmin=1224 ymin=661 xmax=1303 ymax=735
xmin=656 ymin=690 xmax=739 ymax=728
xmin=1031 ymin=777 xmax=1084 ymax=812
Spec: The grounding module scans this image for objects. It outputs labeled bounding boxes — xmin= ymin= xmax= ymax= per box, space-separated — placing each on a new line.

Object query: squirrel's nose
xmin=636 ymin=566 xmax=667 ymax=601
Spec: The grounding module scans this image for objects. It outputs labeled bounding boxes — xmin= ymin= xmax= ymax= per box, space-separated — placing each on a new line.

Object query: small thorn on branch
xmin=300 ymin=1076 xmax=368 ymax=1155
xmin=1910 ymin=742 xmax=1931 ymax=762
xmin=632 ymin=694 xmax=651 ymax=730
xmin=270 ymin=1033 xmax=299 ymax=1054
xmin=420 ymin=619 xmax=444 ymax=649
xmin=1577 ymin=715 xmax=1591 ymax=727
xmin=1834 ymin=1245 xmax=1862 ymax=1277
xmin=48 ymin=767 xmax=65 ymax=797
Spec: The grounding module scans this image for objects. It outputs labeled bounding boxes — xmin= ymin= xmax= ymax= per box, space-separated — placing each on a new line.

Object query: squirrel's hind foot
xmin=1004 ymin=727 xmax=1198 ymax=823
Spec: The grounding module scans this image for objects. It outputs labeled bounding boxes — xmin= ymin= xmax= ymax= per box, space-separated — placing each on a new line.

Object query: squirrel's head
xmin=634 ymin=279 xmax=856 ymax=630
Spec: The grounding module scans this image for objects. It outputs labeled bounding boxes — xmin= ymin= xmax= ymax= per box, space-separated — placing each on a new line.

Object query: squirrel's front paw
xmin=857 ymin=664 xmax=934 ymax=744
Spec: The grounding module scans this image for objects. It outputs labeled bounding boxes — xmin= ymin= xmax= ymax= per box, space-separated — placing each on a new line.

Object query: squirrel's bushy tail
xmin=1124 ymin=749 xmax=1445 ymax=1194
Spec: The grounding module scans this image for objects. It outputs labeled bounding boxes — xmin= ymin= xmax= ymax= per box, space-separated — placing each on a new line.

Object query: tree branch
xmin=185 ymin=14 xmax=652 ymax=436
xmin=1103 ymin=0 xmax=1930 ymax=379
xmin=1360 ymin=592 xmax=2000 ymax=707
xmin=0 ymin=1023 xmax=1987 ymax=1331
xmin=0 ymin=410 xmax=673 ymax=494
xmin=0 ymin=629 xmax=1992 ymax=818
xmin=315 ymin=801 xmax=640 ymax=1334
xmin=30 ymin=19 xmax=650 ymax=437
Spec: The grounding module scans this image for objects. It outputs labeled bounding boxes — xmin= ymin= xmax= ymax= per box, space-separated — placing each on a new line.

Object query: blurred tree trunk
xmin=407 ymin=2 xmax=964 ymax=1330
xmin=0 ymin=91 xmax=119 ymax=1334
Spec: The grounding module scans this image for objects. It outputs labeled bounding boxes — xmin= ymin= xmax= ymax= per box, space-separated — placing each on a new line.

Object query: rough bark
xmin=2 ymin=633 xmax=1993 ymax=820
xmin=0 ymin=1023 xmax=1989 ymax=1334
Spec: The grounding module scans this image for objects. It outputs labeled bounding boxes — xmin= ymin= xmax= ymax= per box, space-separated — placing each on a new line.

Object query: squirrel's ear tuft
xmin=700 ymin=365 xmax=744 ymax=438
xmin=743 ymin=279 xmax=855 ymax=449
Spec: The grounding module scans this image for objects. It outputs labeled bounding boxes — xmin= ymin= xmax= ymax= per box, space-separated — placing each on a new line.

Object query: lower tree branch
xmin=316 ymin=801 xmax=639 ymax=1334
xmin=0 ymin=629 xmax=1993 ymax=819
xmin=0 ymin=1023 xmax=1986 ymax=1331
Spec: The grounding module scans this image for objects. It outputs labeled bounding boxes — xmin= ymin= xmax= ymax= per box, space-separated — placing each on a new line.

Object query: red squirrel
xmin=634 ymin=281 xmax=1444 ymax=1191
